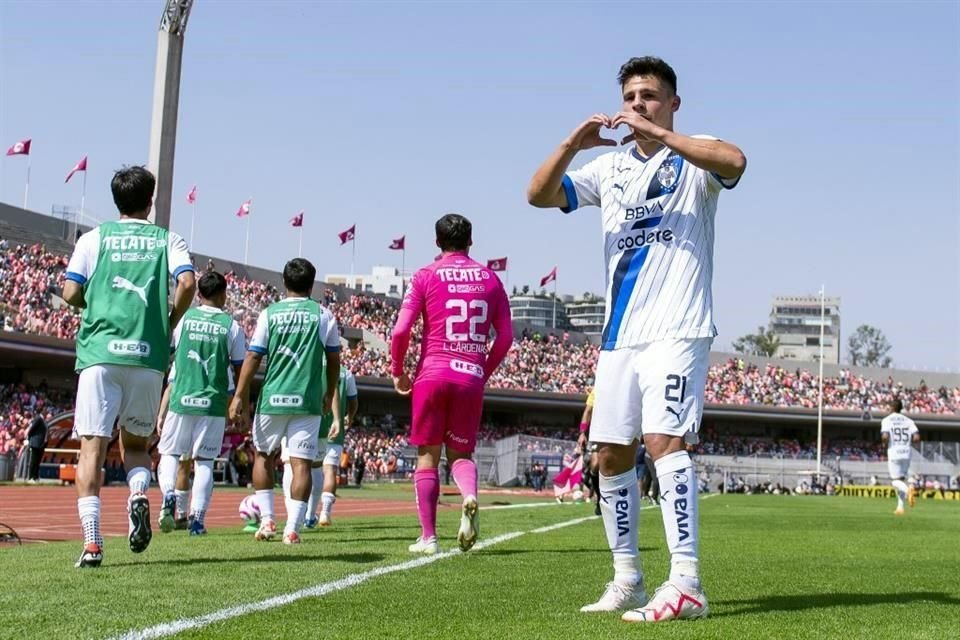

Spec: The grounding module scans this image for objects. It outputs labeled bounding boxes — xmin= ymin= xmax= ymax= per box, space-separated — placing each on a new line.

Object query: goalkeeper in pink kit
xmin=390 ymin=214 xmax=513 ymax=554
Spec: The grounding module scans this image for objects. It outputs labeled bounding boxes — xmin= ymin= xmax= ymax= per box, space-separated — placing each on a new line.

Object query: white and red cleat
xmin=254 ymin=519 xmax=277 ymax=541
xmin=622 ymin=582 xmax=708 ymax=622
xmin=282 ymin=531 xmax=301 ymax=545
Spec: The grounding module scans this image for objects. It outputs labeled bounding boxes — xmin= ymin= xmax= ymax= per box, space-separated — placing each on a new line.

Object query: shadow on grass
xmin=481 ymin=547 xmax=657 ymax=556
xmin=112 ymin=551 xmax=386 ymax=568
xmin=712 ymin=591 xmax=960 ymax=618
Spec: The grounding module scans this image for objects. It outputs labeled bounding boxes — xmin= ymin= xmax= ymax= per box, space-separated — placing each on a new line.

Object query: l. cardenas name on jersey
xmin=171 ymin=307 xmax=233 ymax=416
xmin=258 ymin=299 xmax=327 ymax=416
xmin=75 ymin=221 xmax=171 ymax=373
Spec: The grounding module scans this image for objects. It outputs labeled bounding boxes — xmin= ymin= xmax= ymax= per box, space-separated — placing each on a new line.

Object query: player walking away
xmin=390 ymin=214 xmax=513 ymax=554
xmin=62 ymin=166 xmax=197 ymax=568
xmin=576 ymin=389 xmax=602 ymax=516
xmin=880 ymin=398 xmax=920 ymax=515
xmin=230 ymin=258 xmax=340 ymax=545
xmin=314 ymin=368 xmax=358 ymax=528
xmin=156 ymin=271 xmax=246 ymax=536
xmin=527 ymin=56 xmax=746 ymax=622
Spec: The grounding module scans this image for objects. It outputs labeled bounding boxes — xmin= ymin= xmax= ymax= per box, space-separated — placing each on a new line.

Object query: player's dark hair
xmin=890 ymin=397 xmax=904 ymax=413
xmin=198 ymin=271 xmax=227 ymax=300
xmin=617 ymin=56 xmax=677 ymax=94
xmin=111 ymin=166 xmax=156 ymax=215
xmin=283 ymin=257 xmax=316 ymax=295
xmin=435 ymin=213 xmax=472 ymax=252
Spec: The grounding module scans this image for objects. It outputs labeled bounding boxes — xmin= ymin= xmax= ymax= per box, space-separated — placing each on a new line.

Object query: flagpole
xmin=298 ymin=226 xmax=303 ymax=258
xmin=351 ymin=236 xmax=356 ymax=278
xmin=552 ymin=276 xmax=557 ymax=329
xmin=401 ymin=247 xmax=406 ymax=298
xmin=189 ymin=200 xmax=196 ymax=249
xmin=243 ymin=210 xmax=251 ymax=266
xmin=816 ymin=284 xmax=825 ymax=485
xmin=80 ymin=170 xmax=87 ymax=220
xmin=23 ymin=154 xmax=31 ymax=210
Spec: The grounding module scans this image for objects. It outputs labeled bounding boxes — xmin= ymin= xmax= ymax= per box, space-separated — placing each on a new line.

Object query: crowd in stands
xmin=1 ymin=241 xmax=958 ymax=457
xmin=0 ymin=382 xmax=72 ymax=457
xmin=694 ymin=427 xmax=886 ymax=461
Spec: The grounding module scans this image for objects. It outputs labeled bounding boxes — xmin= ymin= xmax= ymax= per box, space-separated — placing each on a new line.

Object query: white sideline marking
xmin=531 ymin=515 xmax=598 ymax=533
xmin=109 ymin=518 xmax=586 ymax=640
xmin=483 ymin=501 xmax=562 ymax=510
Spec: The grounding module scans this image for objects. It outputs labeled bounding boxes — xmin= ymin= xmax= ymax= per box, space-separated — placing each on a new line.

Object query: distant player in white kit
xmin=880 ymin=398 xmax=920 ymax=515
xmin=527 ymin=57 xmax=746 ymax=622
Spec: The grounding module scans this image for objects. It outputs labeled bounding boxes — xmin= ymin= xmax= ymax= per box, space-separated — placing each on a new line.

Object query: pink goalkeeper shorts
xmin=410 ymin=378 xmax=484 ymax=453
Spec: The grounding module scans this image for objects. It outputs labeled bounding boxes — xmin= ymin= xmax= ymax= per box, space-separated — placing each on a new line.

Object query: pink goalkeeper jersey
xmin=390 ymin=252 xmax=513 ymax=386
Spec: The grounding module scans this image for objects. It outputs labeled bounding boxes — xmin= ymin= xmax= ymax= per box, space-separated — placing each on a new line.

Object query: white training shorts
xmin=74 ymin=364 xmax=163 ymax=439
xmin=591 ymin=338 xmax=712 ymax=446
xmin=279 ymin=436 xmax=328 ymax=465
xmin=888 ymin=458 xmax=910 ymax=480
xmin=323 ymin=443 xmax=344 ymax=468
xmin=255 ymin=414 xmax=321 ymax=461
xmin=158 ymin=412 xmax=226 ymax=459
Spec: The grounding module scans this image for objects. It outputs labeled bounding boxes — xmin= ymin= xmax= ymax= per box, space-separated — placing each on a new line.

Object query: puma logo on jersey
xmin=111 ymin=275 xmax=154 ymax=306
xmin=277 ymin=345 xmax=304 ymax=369
xmin=613 ymin=183 xmax=625 ymax=192
xmin=187 ymin=350 xmax=216 ymax=376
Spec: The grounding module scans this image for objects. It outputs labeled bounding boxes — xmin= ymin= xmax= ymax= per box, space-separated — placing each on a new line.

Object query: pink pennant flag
xmin=290 ymin=211 xmax=304 ymax=227
xmin=540 ymin=266 xmax=557 ymax=287
xmin=65 ymin=155 xmax=87 ymax=183
xmin=6 ymin=139 xmax=31 ymax=156
xmin=388 ymin=236 xmax=405 ymax=251
xmin=236 ymin=199 xmax=252 ymax=217
xmin=487 ymin=257 xmax=508 ymax=272
xmin=186 ymin=185 xmax=197 ymax=204
xmin=338 ymin=224 xmax=356 ymax=245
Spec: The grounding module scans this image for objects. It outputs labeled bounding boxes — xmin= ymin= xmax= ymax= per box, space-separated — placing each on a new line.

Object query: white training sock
xmin=282 ymin=462 xmax=293 ymax=500
xmin=306 ymin=468 xmax=324 ymax=518
xmin=321 ymin=491 xmax=336 ymax=517
xmin=285 ymin=499 xmax=308 ymax=535
xmin=598 ymin=469 xmax=642 ymax=587
xmin=78 ymin=496 xmax=102 ymax=547
xmin=255 ymin=489 xmax=275 ymax=522
xmin=191 ymin=460 xmax=214 ymax=526
xmin=892 ymin=480 xmax=908 ymax=508
xmin=175 ymin=490 xmax=190 ymax=518
xmin=655 ymin=450 xmax=700 ymax=587
xmin=157 ymin=455 xmax=178 ymax=496
xmin=126 ymin=467 xmax=150 ymax=496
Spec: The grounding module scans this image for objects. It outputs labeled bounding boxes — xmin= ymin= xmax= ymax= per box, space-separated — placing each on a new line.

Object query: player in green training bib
xmin=230 ymin=258 xmax=341 ymax=545
xmin=62 ymin=166 xmax=196 ymax=568
xmin=156 ymin=271 xmax=246 ymax=536
xmin=281 ymin=367 xmax=358 ymax=529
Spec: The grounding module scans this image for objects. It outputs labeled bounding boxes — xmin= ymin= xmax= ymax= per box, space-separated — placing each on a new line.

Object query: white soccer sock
xmin=282 ymin=463 xmax=293 ymax=501
xmin=175 ymin=490 xmax=190 ymax=518
xmin=256 ymin=489 xmax=275 ymax=522
xmin=77 ymin=496 xmax=102 ymax=547
xmin=126 ymin=467 xmax=150 ymax=496
xmin=191 ymin=460 xmax=214 ymax=526
xmin=598 ymin=469 xmax=642 ymax=587
xmin=285 ymin=499 xmax=308 ymax=535
xmin=157 ymin=455 xmax=178 ymax=496
xmin=655 ymin=450 xmax=700 ymax=587
xmin=892 ymin=480 xmax=908 ymax=508
xmin=321 ymin=491 xmax=336 ymax=517
xmin=306 ymin=468 xmax=324 ymax=518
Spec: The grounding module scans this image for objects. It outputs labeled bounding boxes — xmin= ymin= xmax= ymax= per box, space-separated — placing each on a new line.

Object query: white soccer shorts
xmin=888 ymin=458 xmax=910 ymax=480
xmin=591 ymin=338 xmax=712 ymax=446
xmin=323 ymin=443 xmax=343 ymax=468
xmin=74 ymin=364 xmax=163 ymax=439
xmin=279 ymin=436 xmax=328 ymax=464
xmin=256 ymin=414 xmax=321 ymax=461
xmin=158 ymin=412 xmax=226 ymax=459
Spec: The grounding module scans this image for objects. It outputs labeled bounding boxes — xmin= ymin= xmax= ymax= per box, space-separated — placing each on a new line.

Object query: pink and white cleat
xmin=282 ymin=531 xmax=301 ymax=545
xmin=254 ymin=519 xmax=277 ymax=541
xmin=621 ymin=581 xmax=708 ymax=622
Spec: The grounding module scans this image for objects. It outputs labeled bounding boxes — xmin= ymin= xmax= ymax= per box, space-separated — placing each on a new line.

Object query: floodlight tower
xmin=147 ymin=0 xmax=194 ymax=230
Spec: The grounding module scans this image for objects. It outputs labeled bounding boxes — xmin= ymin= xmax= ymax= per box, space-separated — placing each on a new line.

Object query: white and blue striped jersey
xmin=561 ymin=136 xmax=739 ymax=350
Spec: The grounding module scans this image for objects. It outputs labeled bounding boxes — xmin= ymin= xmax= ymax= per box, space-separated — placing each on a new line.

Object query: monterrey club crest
xmin=656 ymin=159 xmax=678 ymax=189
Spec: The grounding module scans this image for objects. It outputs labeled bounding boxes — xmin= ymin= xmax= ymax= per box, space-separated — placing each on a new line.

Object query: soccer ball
xmin=572 ymin=490 xmax=585 ymax=503
xmin=238 ymin=495 xmax=261 ymax=525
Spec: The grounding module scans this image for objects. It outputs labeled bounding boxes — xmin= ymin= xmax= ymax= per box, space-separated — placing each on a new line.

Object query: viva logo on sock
xmin=673 ymin=469 xmax=690 ymax=542
xmin=616 ymin=488 xmax=630 ymax=537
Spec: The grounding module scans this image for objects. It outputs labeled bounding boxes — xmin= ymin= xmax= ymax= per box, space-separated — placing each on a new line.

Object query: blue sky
xmin=1 ymin=1 xmax=958 ymax=371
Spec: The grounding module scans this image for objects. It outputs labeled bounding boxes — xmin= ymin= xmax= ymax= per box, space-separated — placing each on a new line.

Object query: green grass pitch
xmin=1 ymin=493 xmax=957 ymax=639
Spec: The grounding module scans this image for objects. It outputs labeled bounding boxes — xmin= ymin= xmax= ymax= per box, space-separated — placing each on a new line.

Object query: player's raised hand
xmin=567 ymin=114 xmax=617 ymax=150
xmin=393 ymin=373 xmax=412 ymax=396
xmin=610 ymin=111 xmax=664 ymax=145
